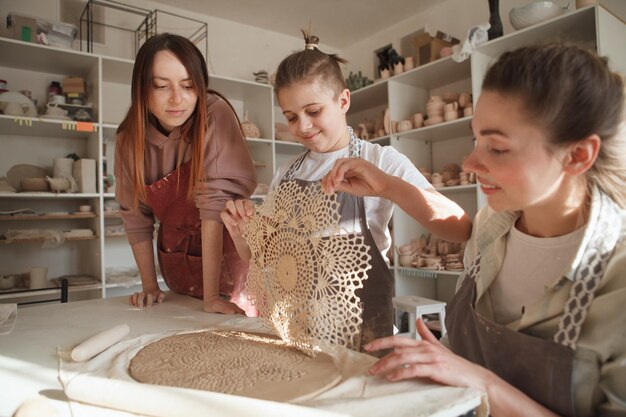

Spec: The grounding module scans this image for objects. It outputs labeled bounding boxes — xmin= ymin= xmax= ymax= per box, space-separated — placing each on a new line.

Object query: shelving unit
xmin=348 ymin=5 xmax=625 ymax=304
xmin=0 ymin=36 xmax=291 ymax=304
xmin=1 ymin=5 xmax=623 ymax=306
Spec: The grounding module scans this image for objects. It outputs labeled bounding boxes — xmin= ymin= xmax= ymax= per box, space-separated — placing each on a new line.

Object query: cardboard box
xmin=413 ymin=31 xmax=460 ymax=66
xmin=7 ymin=13 xmax=37 ymax=43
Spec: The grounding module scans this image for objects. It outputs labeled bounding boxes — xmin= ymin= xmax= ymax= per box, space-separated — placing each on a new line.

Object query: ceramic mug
xmin=444 ymin=110 xmax=459 ymax=121
xmin=463 ymin=107 xmax=473 ymax=117
xmin=51 ymin=94 xmax=66 ymax=104
xmin=443 ymin=102 xmax=458 ymax=112
xmin=45 ymin=103 xmax=68 ymax=117
xmin=29 ymin=267 xmax=48 ymax=289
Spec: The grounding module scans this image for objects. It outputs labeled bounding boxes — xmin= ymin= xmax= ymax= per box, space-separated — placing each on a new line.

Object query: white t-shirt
xmin=270 ymin=140 xmax=432 ymax=258
xmin=489 ymin=224 xmax=586 ymax=325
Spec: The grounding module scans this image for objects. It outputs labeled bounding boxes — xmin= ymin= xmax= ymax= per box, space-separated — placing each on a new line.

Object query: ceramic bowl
xmin=20 ymin=177 xmax=49 ymax=192
xmin=509 ymin=1 xmax=566 ymax=30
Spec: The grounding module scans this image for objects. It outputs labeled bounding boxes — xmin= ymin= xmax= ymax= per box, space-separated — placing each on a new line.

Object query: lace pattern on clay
xmin=243 ymin=181 xmax=372 ymax=355
xmin=130 ymin=331 xmax=310 ymax=394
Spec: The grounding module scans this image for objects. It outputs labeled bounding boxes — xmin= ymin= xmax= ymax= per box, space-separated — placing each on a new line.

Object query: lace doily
xmin=243 ymin=181 xmax=372 ymax=355
xmin=129 ymin=330 xmax=341 ymax=402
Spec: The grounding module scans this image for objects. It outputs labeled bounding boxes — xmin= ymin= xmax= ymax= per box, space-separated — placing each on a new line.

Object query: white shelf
xmin=434 ymin=184 xmax=478 ymax=194
xmin=0 ymin=193 xmax=100 ymax=199
xmin=393 ymin=56 xmax=472 ymax=89
xmin=349 ymin=81 xmax=388 ymax=113
xmin=0 ymin=115 xmax=96 ymax=138
xmin=0 ymin=283 xmax=101 ymax=301
xmin=101 ymin=56 xmax=134 ymax=84
xmin=395 ymin=267 xmax=462 ymax=278
xmin=394 ymin=116 xmax=473 ymax=142
xmin=0 ymin=38 xmax=98 ymax=76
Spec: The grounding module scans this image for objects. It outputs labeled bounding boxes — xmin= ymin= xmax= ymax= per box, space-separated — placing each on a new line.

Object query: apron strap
xmin=554 ymin=191 xmax=622 ymax=349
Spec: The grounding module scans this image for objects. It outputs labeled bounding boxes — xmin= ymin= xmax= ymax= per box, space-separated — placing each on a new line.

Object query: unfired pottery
xmin=241 ymin=111 xmax=261 ymax=138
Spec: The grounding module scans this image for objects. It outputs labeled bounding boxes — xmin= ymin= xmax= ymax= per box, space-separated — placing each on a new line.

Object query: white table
xmin=0 ymin=293 xmax=484 ymax=417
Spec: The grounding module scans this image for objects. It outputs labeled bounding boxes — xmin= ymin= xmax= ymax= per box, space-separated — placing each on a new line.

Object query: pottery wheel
xmin=129 ymin=330 xmax=341 ymax=402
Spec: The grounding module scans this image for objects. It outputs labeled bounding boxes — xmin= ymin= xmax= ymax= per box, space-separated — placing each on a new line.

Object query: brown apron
xmin=280 ymin=128 xmax=394 ymax=350
xmin=446 ymin=258 xmax=575 ymax=416
xmin=145 ymin=160 xmax=256 ymax=316
xmin=445 ymin=191 xmax=622 ymax=417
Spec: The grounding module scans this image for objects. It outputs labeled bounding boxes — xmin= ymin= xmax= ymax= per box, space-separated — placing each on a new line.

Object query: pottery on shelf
xmin=488 ymin=0 xmax=504 ymax=40
xmin=46 ymin=176 xmax=71 ymax=193
xmin=397 ymin=120 xmax=413 ymax=132
xmin=241 ymin=111 xmax=261 ymax=138
xmin=509 ymin=1 xmax=567 ymax=31
xmin=404 ymin=57 xmax=415 ymax=71
xmin=411 ymin=113 xmax=424 ymax=128
xmin=20 ymin=177 xmax=49 ymax=192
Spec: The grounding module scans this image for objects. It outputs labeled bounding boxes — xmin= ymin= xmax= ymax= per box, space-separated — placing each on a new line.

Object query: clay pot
xmin=404 ymin=57 xmax=415 ymax=71
xmin=393 ymin=62 xmax=404 ymax=75
xmin=411 ymin=113 xmax=424 ymax=128
xmin=398 ymin=254 xmax=415 ymax=267
xmin=444 ymin=102 xmax=458 ymax=112
xmin=458 ymin=92 xmax=472 ymax=108
xmin=241 ymin=111 xmax=261 ymax=138
xmin=444 ymin=110 xmax=459 ymax=122
xmin=397 ymin=120 xmax=414 ymax=132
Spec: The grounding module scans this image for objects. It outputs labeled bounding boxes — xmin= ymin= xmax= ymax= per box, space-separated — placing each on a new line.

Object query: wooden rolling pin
xmin=71 ymin=324 xmax=130 ymax=362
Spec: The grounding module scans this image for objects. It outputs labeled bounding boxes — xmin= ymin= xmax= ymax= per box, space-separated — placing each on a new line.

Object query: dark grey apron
xmin=445 ymin=191 xmax=622 ymax=417
xmin=280 ymin=128 xmax=394 ymax=351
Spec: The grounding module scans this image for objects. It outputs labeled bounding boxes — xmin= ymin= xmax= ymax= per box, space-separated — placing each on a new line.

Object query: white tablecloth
xmin=0 ymin=293 xmax=486 ymax=417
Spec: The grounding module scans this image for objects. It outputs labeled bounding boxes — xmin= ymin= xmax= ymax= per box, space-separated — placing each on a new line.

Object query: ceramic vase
xmin=488 ymin=0 xmax=504 ymax=40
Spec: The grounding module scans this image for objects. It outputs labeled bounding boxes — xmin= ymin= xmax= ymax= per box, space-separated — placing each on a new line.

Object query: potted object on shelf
xmin=487 ymin=0 xmax=504 ymax=39
xmin=509 ymin=1 xmax=568 ymax=31
xmin=241 ymin=111 xmax=261 ymax=138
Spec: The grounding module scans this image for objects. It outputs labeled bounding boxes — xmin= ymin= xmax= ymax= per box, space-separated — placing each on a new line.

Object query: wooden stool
xmin=392 ymin=295 xmax=447 ymax=339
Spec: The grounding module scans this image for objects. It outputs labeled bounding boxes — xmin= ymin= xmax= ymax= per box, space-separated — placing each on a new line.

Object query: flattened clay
xmin=129 ymin=330 xmax=341 ymax=402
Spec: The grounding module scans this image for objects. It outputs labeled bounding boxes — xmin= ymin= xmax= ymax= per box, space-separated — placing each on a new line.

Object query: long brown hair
xmin=117 ymin=33 xmax=240 ymax=204
xmin=482 ymin=43 xmax=626 ymax=207
xmin=274 ymin=30 xmax=348 ymax=98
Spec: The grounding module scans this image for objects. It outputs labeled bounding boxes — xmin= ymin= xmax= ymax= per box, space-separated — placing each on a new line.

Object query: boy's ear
xmin=339 ymin=88 xmax=350 ymax=114
xmin=563 ymin=134 xmax=601 ymax=176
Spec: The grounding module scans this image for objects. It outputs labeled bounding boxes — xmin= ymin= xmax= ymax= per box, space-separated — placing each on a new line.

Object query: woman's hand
xmin=220 ymin=199 xmax=255 ymax=239
xmin=129 ymin=288 xmax=165 ymax=307
xmin=321 ymin=158 xmax=392 ymax=197
xmin=203 ymin=295 xmax=245 ymax=315
xmin=365 ymin=319 xmax=490 ymax=391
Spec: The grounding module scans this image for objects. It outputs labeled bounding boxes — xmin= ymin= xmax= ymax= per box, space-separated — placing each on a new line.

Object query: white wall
xmin=341 ymin=0 xmax=573 ymax=79
xmin=0 ymin=0 xmax=339 ymax=82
